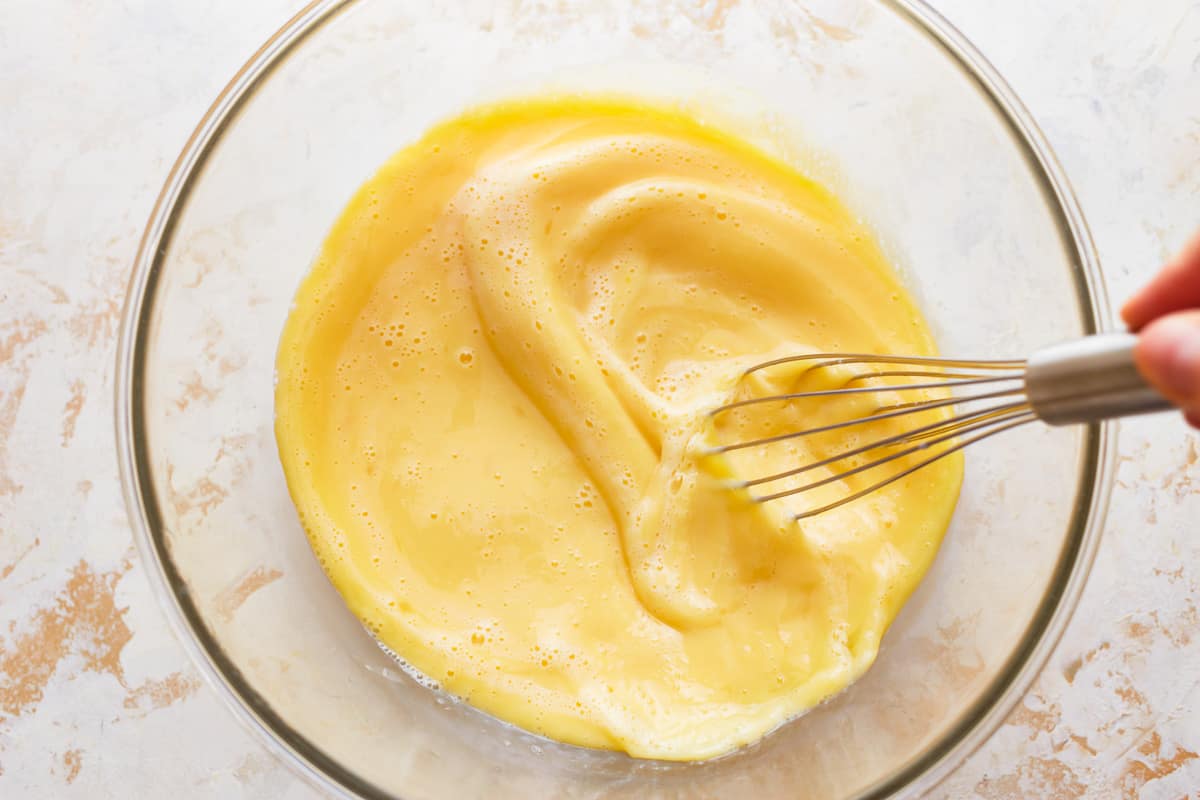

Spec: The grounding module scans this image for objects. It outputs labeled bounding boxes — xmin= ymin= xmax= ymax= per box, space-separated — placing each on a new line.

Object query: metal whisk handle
xmin=1025 ymin=333 xmax=1173 ymax=425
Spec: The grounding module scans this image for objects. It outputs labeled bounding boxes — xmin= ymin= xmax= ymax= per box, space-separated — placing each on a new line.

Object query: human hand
xmin=1121 ymin=231 xmax=1200 ymax=430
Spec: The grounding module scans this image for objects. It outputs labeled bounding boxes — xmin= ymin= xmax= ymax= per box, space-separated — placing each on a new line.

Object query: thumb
xmin=1134 ymin=309 xmax=1200 ymax=412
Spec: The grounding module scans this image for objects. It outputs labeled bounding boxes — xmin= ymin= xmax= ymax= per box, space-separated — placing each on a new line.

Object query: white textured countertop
xmin=2 ymin=1 xmax=1199 ymax=797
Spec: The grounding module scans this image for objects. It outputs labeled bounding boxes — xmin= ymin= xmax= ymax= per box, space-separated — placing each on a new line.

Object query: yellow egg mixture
xmin=275 ymin=98 xmax=962 ymax=761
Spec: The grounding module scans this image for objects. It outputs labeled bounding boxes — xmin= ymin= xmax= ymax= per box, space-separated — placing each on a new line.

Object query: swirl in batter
xmin=275 ymin=98 xmax=962 ymax=761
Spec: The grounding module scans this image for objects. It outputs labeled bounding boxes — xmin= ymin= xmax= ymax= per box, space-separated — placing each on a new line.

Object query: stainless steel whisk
xmin=708 ymin=333 xmax=1175 ymax=520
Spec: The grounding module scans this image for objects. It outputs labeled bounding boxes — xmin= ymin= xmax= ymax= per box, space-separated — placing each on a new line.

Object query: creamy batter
xmin=275 ymin=97 xmax=962 ymax=761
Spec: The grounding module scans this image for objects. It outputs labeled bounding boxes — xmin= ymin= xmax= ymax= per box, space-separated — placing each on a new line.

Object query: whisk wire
xmin=742 ymin=352 xmax=1026 ymax=377
xmin=752 ymin=407 xmax=1035 ymax=504
xmin=845 ymin=369 xmax=1014 ymax=382
xmin=900 ymin=402 xmax=1029 ymax=442
xmin=788 ymin=413 xmax=1037 ymax=520
xmin=738 ymin=400 xmax=1030 ymax=489
xmin=710 ymin=373 xmax=1022 ymax=416
xmin=709 ymin=385 xmax=1025 ymax=454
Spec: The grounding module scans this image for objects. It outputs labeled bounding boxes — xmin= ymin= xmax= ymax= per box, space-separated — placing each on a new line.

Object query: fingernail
xmin=1140 ymin=313 xmax=1200 ymax=400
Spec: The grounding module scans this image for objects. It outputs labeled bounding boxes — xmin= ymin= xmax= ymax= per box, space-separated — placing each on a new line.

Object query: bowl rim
xmin=114 ymin=1 xmax=1115 ymax=797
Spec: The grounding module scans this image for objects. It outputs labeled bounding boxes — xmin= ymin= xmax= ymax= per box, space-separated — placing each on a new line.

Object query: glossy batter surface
xmin=275 ymin=98 xmax=962 ymax=761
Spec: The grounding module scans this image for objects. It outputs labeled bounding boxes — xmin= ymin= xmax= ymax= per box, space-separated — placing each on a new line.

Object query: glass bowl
xmin=115 ymin=1 xmax=1114 ymax=797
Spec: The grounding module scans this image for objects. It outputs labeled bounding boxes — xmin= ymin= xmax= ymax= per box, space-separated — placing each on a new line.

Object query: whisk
xmin=708 ymin=333 xmax=1175 ymax=520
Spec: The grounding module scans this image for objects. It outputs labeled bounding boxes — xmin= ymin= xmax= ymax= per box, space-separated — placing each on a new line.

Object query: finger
xmin=1121 ymin=231 xmax=1200 ymax=331
xmin=1133 ymin=309 xmax=1200 ymax=410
